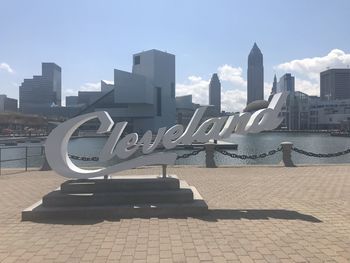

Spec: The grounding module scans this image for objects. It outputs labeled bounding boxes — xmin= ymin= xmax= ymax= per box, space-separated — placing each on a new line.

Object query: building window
xmin=156 ymin=87 xmax=162 ymax=116
xmin=171 ymin=82 xmax=175 ymax=98
xmin=134 ymin=56 xmax=140 ymax=65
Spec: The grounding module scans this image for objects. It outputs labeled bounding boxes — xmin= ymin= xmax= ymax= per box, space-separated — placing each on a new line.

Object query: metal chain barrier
xmin=68 ymin=148 xmax=206 ymax=162
xmin=291 ymin=147 xmax=350 ymax=158
xmin=67 ymin=145 xmax=350 ymax=162
xmin=68 ymin=154 xmax=99 ymax=162
xmin=215 ymin=146 xmax=282 ymax=160
xmin=176 ymin=148 xmax=205 ymax=160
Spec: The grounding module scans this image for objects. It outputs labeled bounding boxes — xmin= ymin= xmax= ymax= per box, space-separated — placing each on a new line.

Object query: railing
xmin=1 ymin=142 xmax=350 ymax=176
xmin=0 ymin=132 xmax=48 ymax=137
xmin=0 ymin=145 xmax=44 ymax=175
xmin=67 ymin=142 xmax=350 ymax=168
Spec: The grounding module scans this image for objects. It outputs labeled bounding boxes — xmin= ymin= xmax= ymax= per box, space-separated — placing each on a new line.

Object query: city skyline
xmin=1 ymin=0 xmax=350 ymax=112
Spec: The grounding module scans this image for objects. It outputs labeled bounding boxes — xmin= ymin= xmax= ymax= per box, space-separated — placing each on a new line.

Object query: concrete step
xmin=61 ymin=176 xmax=180 ymax=193
xmin=22 ymin=176 xmax=209 ymax=221
xmin=22 ymin=198 xmax=208 ymax=221
xmin=42 ymin=188 xmax=194 ymax=207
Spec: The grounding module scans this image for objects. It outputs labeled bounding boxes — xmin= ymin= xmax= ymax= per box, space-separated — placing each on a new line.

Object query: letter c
xmin=45 ymin=111 xmax=114 ymax=179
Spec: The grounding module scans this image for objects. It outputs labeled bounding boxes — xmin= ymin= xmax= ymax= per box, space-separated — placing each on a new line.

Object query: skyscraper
xmin=209 ymin=73 xmax=221 ymax=115
xmin=277 ymin=73 xmax=295 ymax=93
xmin=247 ymin=43 xmax=264 ymax=104
xmin=19 ymin=63 xmax=61 ymax=113
xmin=320 ymin=68 xmax=350 ymax=100
xmin=42 ymin=63 xmax=62 ymax=106
xmin=272 ymin=74 xmax=277 ymax=94
xmin=0 ymin=95 xmax=17 ymax=112
xmin=131 ymin=49 xmax=176 ymax=129
xmin=268 ymin=74 xmax=277 ymax=102
xmin=73 ymin=49 xmax=176 ymax=133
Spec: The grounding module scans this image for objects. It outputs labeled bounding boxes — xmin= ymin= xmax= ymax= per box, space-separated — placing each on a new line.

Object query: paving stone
xmin=0 ymin=165 xmax=349 ymax=262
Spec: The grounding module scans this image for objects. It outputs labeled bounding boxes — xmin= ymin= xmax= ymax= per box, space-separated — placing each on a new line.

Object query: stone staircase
xmin=22 ymin=175 xmax=208 ymax=221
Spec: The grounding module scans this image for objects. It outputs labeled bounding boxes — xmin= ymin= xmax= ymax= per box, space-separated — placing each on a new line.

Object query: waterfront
xmin=68 ymin=132 xmax=350 ymax=167
xmin=0 ymin=132 xmax=349 ymax=168
xmin=0 ymin=144 xmax=44 ymax=169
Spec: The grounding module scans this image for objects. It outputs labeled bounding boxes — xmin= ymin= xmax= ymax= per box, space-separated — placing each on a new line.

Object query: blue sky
xmin=1 ymin=0 xmax=350 ymax=111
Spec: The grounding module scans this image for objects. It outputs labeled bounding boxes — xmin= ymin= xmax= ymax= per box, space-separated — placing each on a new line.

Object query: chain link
xmin=68 ymin=154 xmax=99 ymax=161
xmin=292 ymin=147 xmax=350 ymax=158
xmin=176 ymin=148 xmax=205 ymax=160
xmin=68 ymin=148 xmax=206 ymax=162
xmin=215 ymin=146 xmax=282 ymax=160
xmin=67 ymin=145 xmax=350 ymax=162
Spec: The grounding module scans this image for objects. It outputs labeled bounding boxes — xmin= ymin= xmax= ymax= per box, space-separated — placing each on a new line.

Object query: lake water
xmin=1 ymin=132 xmax=349 ymax=168
xmin=67 ymin=132 xmax=350 ymax=166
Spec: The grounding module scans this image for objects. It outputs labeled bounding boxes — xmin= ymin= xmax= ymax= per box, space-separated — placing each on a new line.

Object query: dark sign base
xmin=22 ymin=175 xmax=208 ymax=221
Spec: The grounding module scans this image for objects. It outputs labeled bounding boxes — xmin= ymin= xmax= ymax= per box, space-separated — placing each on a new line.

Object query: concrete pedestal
xmin=22 ymin=175 xmax=208 ymax=221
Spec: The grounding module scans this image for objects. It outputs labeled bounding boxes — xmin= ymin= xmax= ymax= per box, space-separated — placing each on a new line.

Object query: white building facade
xmin=80 ymin=50 xmax=176 ymax=133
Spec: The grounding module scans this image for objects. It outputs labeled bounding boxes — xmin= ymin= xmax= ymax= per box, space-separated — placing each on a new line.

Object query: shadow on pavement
xmin=25 ymin=217 xmax=120 ymax=225
xmin=199 ymin=209 xmax=322 ymax=223
xmin=26 ymin=209 xmax=321 ymax=225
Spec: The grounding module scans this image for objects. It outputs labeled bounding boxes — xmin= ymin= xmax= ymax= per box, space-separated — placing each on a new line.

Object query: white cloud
xmin=62 ymin=82 xmax=102 ymax=106
xmin=264 ymin=81 xmax=272 ymax=100
xmin=221 ymin=89 xmax=246 ymax=113
xmin=274 ymin=49 xmax=350 ymax=96
xmin=61 ymin=88 xmax=78 ymax=106
xmin=216 ymin=65 xmax=249 ymax=112
xmin=178 ymin=49 xmax=350 ymax=112
xmin=64 ymin=88 xmax=77 ymax=96
xmin=177 ymin=64 xmax=250 ymax=112
xmin=62 ymin=80 xmax=114 ymax=106
xmin=176 ymin=76 xmax=210 ymax=106
xmin=188 ymin=76 xmax=203 ymax=82
xmin=80 ymin=82 xmax=101 ymax=91
xmin=295 ymin=78 xmax=319 ymax=96
xmin=176 ymin=74 xmax=248 ymax=112
xmin=102 ymin=80 xmax=114 ymax=85
xmin=176 ymin=64 xmax=283 ymax=112
xmin=276 ymin=49 xmax=350 ymax=80
xmin=217 ymin=64 xmax=246 ymax=87
xmin=0 ymin=62 xmax=14 ymax=73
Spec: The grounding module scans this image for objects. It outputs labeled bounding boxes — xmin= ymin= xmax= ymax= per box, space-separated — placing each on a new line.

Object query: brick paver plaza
xmin=0 ymin=165 xmax=349 ymax=262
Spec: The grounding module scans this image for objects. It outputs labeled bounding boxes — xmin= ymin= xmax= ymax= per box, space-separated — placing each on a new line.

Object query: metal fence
xmin=0 ymin=145 xmax=44 ymax=175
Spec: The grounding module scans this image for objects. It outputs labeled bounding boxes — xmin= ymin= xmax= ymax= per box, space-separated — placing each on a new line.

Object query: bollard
xmin=280 ymin=142 xmax=296 ymax=167
xmin=40 ymin=149 xmax=52 ymax=171
xmin=205 ymin=143 xmax=217 ymax=168
xmin=162 ymin=164 xmax=167 ymax=178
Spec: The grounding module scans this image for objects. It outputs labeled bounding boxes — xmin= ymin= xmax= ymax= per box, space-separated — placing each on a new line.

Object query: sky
xmin=1 ymin=0 xmax=350 ymax=112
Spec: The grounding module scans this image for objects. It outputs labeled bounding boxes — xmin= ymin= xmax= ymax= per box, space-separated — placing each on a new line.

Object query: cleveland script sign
xmin=45 ymin=92 xmax=288 ymax=179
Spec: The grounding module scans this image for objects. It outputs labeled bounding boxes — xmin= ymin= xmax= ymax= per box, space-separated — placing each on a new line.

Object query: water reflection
xmin=1 ymin=132 xmax=349 ymax=168
xmin=68 ymin=132 xmax=350 ymax=166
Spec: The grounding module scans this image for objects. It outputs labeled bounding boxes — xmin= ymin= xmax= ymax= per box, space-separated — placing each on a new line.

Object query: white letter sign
xmin=45 ymin=92 xmax=288 ymax=179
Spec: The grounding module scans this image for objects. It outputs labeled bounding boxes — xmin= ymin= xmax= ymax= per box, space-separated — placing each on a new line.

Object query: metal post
xmin=205 ymin=143 xmax=217 ymax=168
xmin=280 ymin=142 xmax=295 ymax=167
xmin=162 ymin=165 xmax=167 ymax=178
xmin=25 ymin=146 xmax=28 ymax=171
xmin=0 ymin=148 xmax=2 ymax=176
xmin=40 ymin=147 xmax=52 ymax=171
